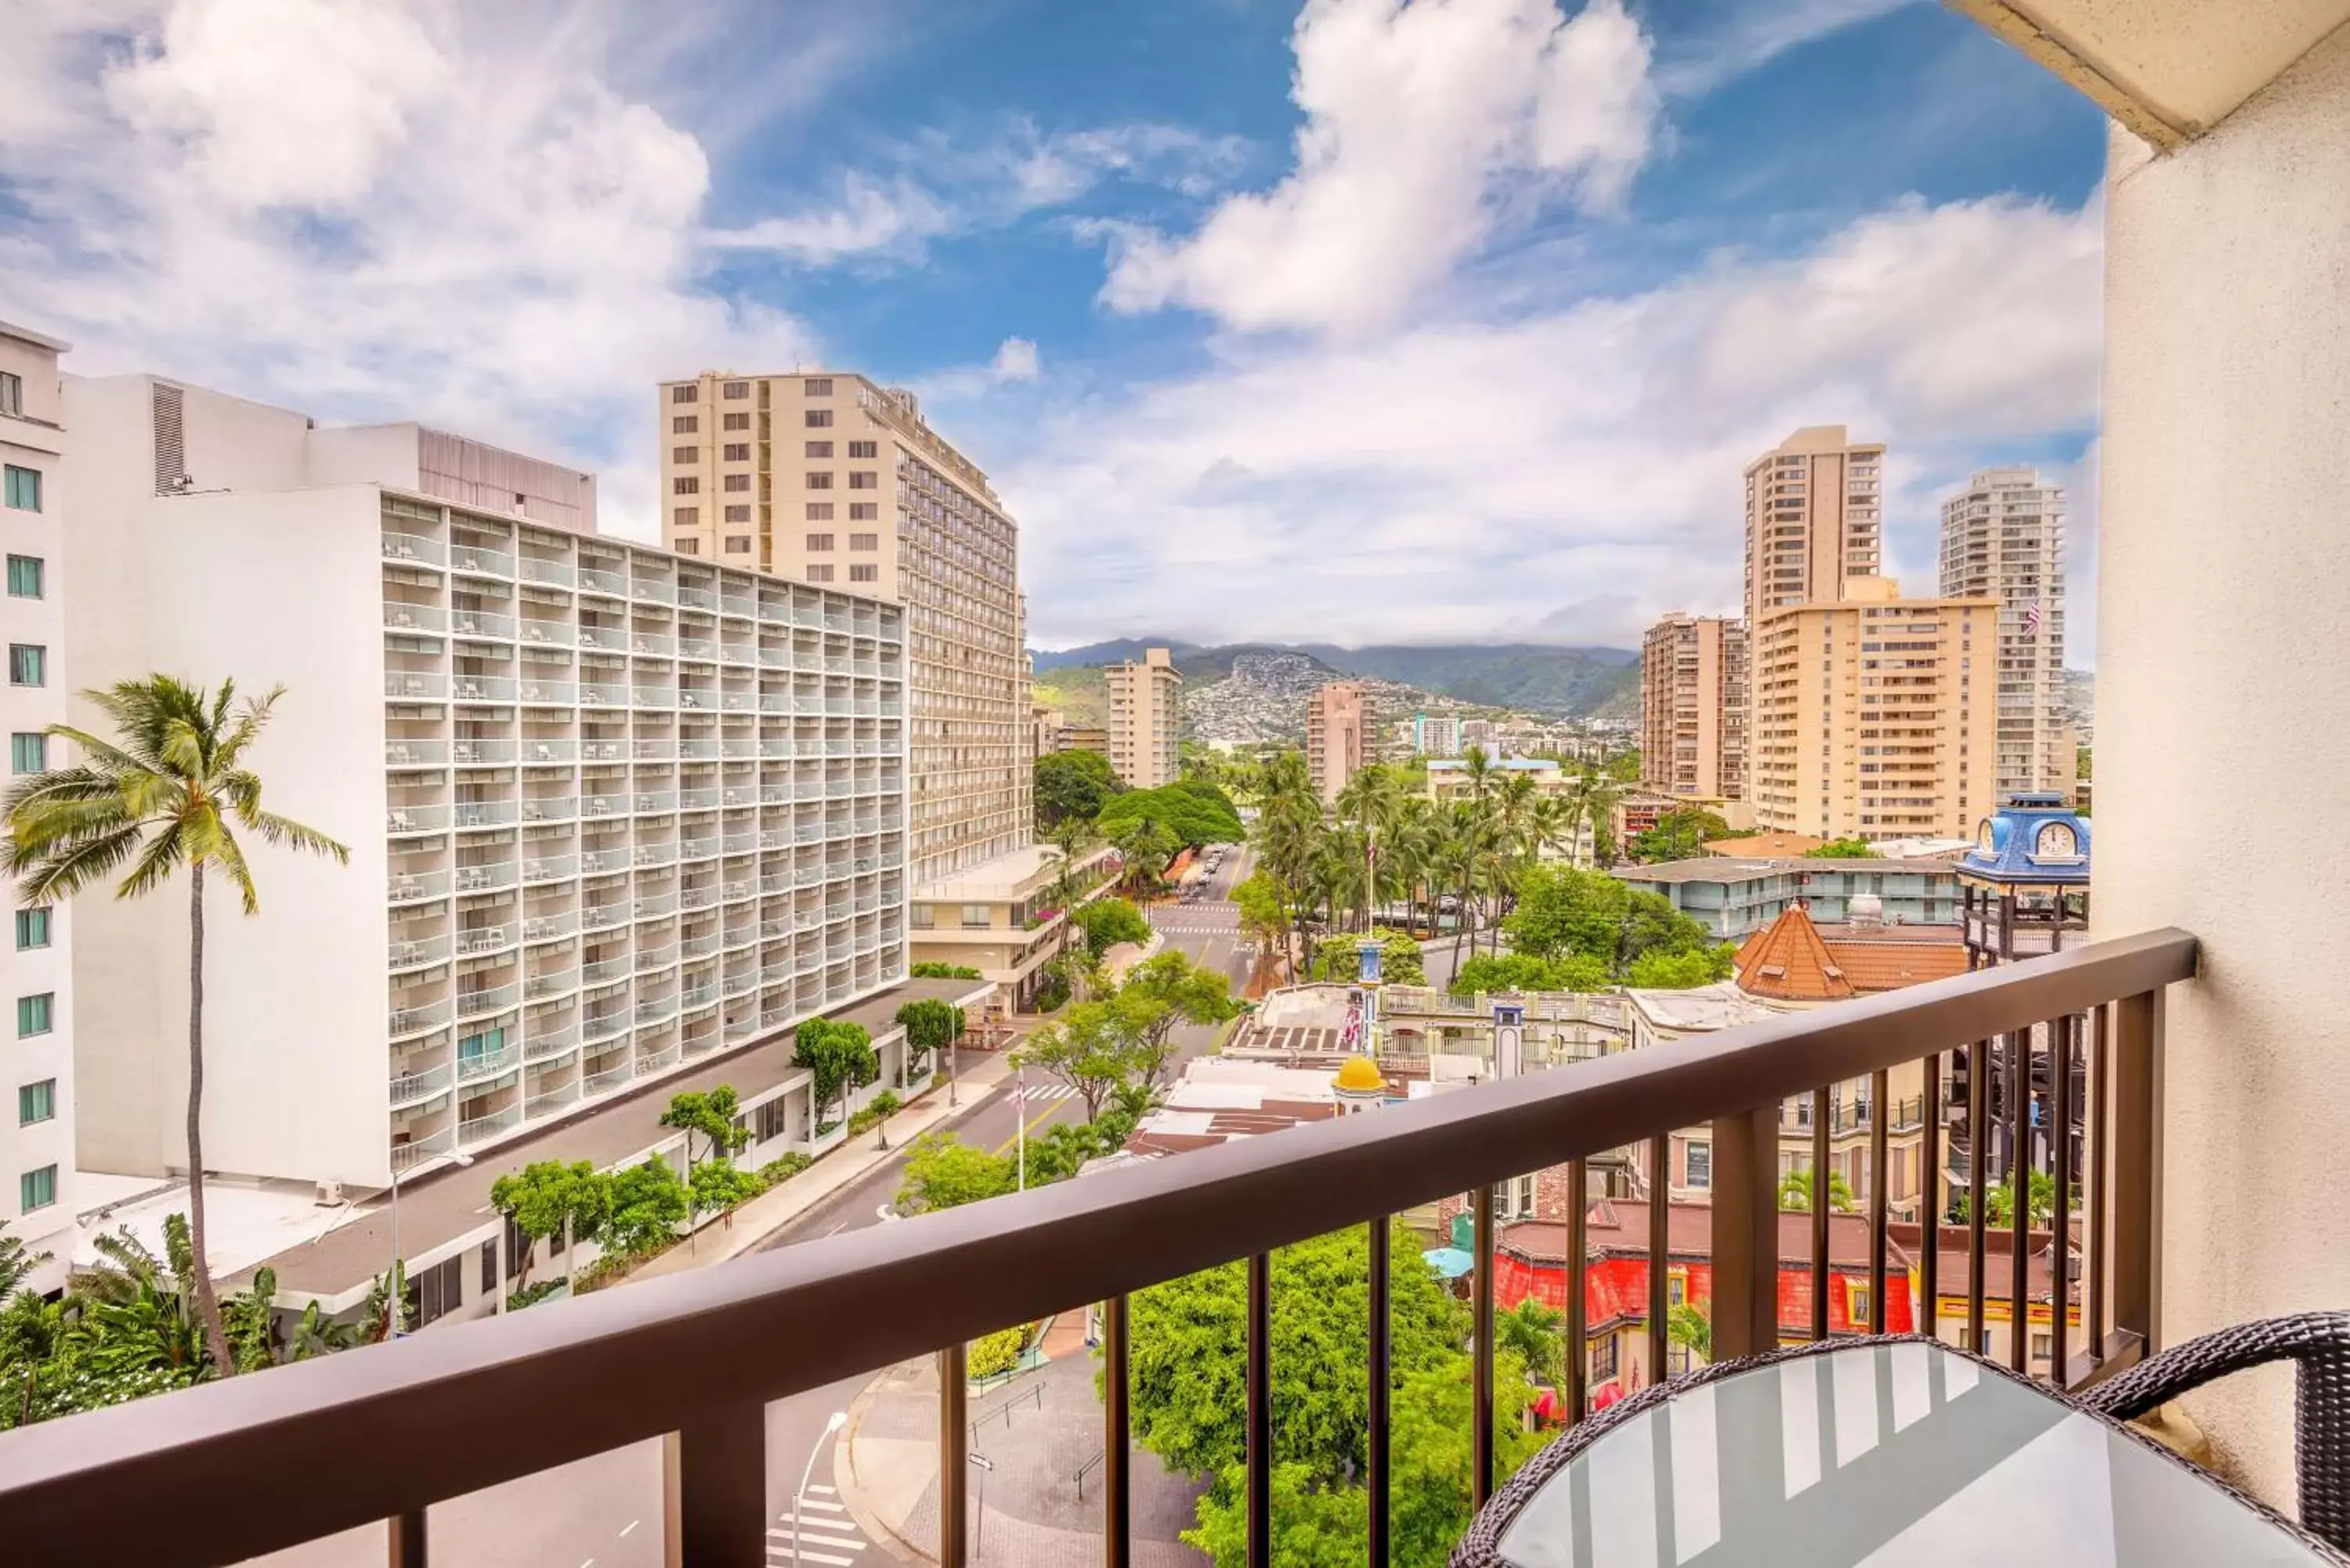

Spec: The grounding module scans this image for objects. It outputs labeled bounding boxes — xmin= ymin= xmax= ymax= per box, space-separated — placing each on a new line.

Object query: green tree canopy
xmin=659 ymin=1086 xmax=751 ymax=1168
xmin=792 ymin=1019 xmax=880 ymax=1127
xmin=1071 ymin=895 xmax=1152 ymax=957
xmin=1777 ymin=1166 xmax=1858 ymax=1213
xmin=602 ymin=1158 xmax=690 ymax=1255
xmin=895 ymin=1132 xmax=1018 ymax=1214
xmin=1804 ymin=837 xmax=1878 ymax=858
xmin=489 ymin=1161 xmax=612 ymax=1288
xmin=1035 ymin=749 xmax=1123 ymax=826
xmin=1625 ymin=806 xmax=1731 ymax=865
xmin=1097 ymin=779 xmax=1246 ymax=848
xmin=909 ymin=961 xmax=982 ymax=980
xmin=895 ymin=999 xmax=966 ymax=1068
xmin=1307 ymin=927 xmax=1427 ymax=988
xmin=1622 ymin=945 xmax=1737 ymax=988
xmin=1012 ymin=1002 xmax=1150 ymax=1118
xmin=1449 ymin=951 xmax=1612 ymax=995
xmin=1502 ymin=864 xmax=1722 ymax=981
xmin=687 ymin=1158 xmax=761 ymax=1220
xmin=1112 ymin=950 xmax=1243 ymax=1086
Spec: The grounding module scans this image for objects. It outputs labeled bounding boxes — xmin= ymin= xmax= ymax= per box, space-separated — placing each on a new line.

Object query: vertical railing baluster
xmin=940 ymin=1344 xmax=969 ymax=1568
xmin=1564 ymin=1157 xmax=1588 ymax=1421
xmin=1967 ymin=1039 xmax=1990 ymax=1354
xmin=1103 ymin=1295 xmax=1130 ymax=1568
xmin=2088 ymin=1003 xmax=2110 ymax=1365
xmin=1810 ymin=1088 xmax=1830 ymax=1341
xmin=1868 ymin=1067 xmax=1889 ymax=1335
xmin=2112 ymin=989 xmax=2162 ymax=1357
xmin=1709 ymin=1107 xmax=1781 ymax=1362
xmin=2010 ymin=1029 xmax=2032 ymax=1375
xmin=1921 ymin=1050 xmax=1942 ymax=1340
xmin=2051 ymin=1014 xmax=2074 ymax=1385
xmin=1367 ymin=1219 xmax=1390 ymax=1568
xmin=1647 ymin=1134 xmax=1670 ymax=1380
xmin=1472 ymin=1183 xmax=1495 ymax=1506
xmin=1247 ymin=1252 xmax=1272 ymax=1568
xmin=670 ymin=1400 xmax=766 ymax=1568
xmin=389 ymin=1509 xmax=426 ymax=1568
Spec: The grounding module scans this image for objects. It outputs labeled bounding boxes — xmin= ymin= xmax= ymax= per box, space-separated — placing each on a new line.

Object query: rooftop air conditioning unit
xmin=314 ymin=1180 xmax=345 ymax=1207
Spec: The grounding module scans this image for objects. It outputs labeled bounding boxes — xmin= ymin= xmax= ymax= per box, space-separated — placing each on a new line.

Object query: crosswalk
xmin=767 ymin=1483 xmax=869 ymax=1566
xmin=1014 ymin=1082 xmax=1082 ymax=1104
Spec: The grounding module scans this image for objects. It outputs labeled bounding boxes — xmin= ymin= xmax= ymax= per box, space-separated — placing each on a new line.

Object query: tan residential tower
xmin=1106 ymin=647 xmax=1181 ymax=789
xmin=1938 ymin=466 xmax=2070 ymax=802
xmin=1307 ymin=680 xmax=1372 ymax=802
xmin=1640 ymin=613 xmax=1747 ymax=800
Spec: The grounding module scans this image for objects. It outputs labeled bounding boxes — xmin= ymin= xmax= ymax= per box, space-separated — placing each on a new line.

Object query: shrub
xmin=1032 ymin=976 xmax=1071 ymax=1013
xmin=847 ymin=1092 xmax=902 ymax=1136
xmin=505 ymin=1279 xmax=567 ymax=1312
xmin=967 ymin=1325 xmax=1026 ymax=1380
xmin=912 ymin=961 xmax=983 ymax=980
xmin=757 ymin=1154 xmax=813 ymax=1188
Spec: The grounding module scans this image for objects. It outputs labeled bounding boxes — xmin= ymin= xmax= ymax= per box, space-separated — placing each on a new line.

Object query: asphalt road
xmin=261 ymin=846 xmax=1258 ymax=1568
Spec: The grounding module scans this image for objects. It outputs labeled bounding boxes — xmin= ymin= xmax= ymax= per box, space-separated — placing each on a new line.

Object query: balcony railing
xmin=387 ymin=1064 xmax=451 ymax=1107
xmin=0 ymin=919 xmax=2191 ymax=1566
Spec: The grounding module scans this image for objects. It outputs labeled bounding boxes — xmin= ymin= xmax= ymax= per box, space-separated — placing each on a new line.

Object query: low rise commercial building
xmin=907 ymin=841 xmax=1115 ymax=1010
xmin=1612 ymin=856 xmax=1960 ymax=938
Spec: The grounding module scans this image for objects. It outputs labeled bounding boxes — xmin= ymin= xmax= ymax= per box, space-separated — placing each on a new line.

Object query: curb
xmin=838 ymin=1361 xmax=938 ymax=1566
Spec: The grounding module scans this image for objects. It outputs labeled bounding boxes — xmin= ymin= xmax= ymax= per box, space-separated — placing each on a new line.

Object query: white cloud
xmin=706 ymin=174 xmax=953 ymax=265
xmin=991 ymin=338 xmax=1042 ymax=382
xmin=1003 ymin=192 xmax=2104 ymax=649
xmin=1651 ymin=0 xmax=1918 ymax=98
xmin=1098 ymin=0 xmax=1660 ymax=336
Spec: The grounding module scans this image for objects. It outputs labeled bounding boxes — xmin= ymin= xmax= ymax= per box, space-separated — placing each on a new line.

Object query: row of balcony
xmin=381 ymin=553 xmax=885 ymax=634
xmin=386 ymin=737 xmax=902 ymax=767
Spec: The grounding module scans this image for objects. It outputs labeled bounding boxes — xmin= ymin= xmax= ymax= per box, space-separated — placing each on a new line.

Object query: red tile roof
xmin=1734 ymin=905 xmax=1855 ymax=1000
xmin=1734 ymin=905 xmax=1969 ymax=998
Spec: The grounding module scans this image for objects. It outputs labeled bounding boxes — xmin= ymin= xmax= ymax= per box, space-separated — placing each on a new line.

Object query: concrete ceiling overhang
xmin=1950 ymin=0 xmax=2350 ymax=147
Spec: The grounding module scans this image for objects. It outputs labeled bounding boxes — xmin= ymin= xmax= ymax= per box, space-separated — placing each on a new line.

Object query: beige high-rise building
xmin=1743 ymin=425 xmax=1885 ymax=631
xmin=1938 ymin=467 xmax=2070 ymax=802
xmin=1640 ymin=614 xmax=1747 ymax=800
xmin=1106 ymin=647 xmax=1180 ymax=789
xmin=1307 ymin=681 xmax=1372 ymax=803
xmin=1750 ymin=578 xmax=1998 ymax=841
xmin=657 ymin=371 xmax=1024 ymax=883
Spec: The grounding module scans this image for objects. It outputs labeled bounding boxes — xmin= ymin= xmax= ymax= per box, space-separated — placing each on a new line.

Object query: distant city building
xmin=1939 ymin=467 xmax=2070 ymax=801
xmin=1425 ymin=759 xmax=1596 ymax=862
xmin=1460 ymin=718 xmax=1498 ymax=753
xmin=1640 ymin=612 xmax=1747 ymax=801
xmin=1743 ymin=424 xmax=1885 ymax=630
xmin=1055 ymin=721 xmax=1109 ymax=754
xmin=0 ymin=320 xmax=74 ymax=1294
xmin=1413 ymin=711 xmax=1460 ymax=757
xmin=1751 ymin=577 xmax=1999 ymax=840
xmin=1106 ymin=646 xmax=1180 ymax=788
xmin=1307 ymin=680 xmax=1372 ymax=802
xmin=1611 ymin=856 xmax=1962 ymax=939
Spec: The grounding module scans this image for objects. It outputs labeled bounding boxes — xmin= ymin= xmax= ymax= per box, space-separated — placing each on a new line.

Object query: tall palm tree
xmin=1333 ymin=764 xmax=1405 ymax=932
xmin=2 ymin=678 xmax=348 ymax=1373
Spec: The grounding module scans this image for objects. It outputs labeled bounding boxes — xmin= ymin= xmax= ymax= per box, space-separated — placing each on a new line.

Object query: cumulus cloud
xmin=990 ymin=338 xmax=1042 ymax=382
xmin=1098 ymin=0 xmax=1661 ymax=335
xmin=1009 ymin=192 xmax=2105 ymax=647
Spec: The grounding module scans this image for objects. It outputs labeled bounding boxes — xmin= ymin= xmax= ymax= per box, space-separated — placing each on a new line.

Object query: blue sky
xmin=0 ymin=0 xmax=2110 ymax=657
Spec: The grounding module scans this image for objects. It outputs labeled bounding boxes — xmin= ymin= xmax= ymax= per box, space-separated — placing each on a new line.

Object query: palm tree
xmin=1777 ymin=1166 xmax=1858 ymax=1213
xmin=2 ymin=678 xmax=348 ymax=1372
xmin=1334 ymin=765 xmax=1405 ymax=933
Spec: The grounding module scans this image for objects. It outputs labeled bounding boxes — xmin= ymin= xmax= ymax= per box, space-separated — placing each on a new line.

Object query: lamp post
xmin=790 ymin=1411 xmax=849 ymax=1566
xmin=386 ymin=1147 xmax=471 ymax=1339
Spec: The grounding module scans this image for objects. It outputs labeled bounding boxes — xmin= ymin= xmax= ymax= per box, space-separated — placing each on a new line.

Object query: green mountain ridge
xmin=1030 ymin=639 xmax=1639 ymax=718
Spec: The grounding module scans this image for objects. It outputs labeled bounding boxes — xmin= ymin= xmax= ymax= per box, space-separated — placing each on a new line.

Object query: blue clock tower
xmin=1958 ymin=792 xmax=2092 ymax=968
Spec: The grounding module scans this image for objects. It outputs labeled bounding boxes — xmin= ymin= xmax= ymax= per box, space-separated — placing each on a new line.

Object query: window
xmin=848 ymin=471 xmax=877 ymax=490
xmin=806 ymin=533 xmax=834 ymax=551
xmin=671 ymin=385 xmax=698 ymax=403
xmin=677 ymin=537 xmax=700 ymax=555
xmin=671 ymin=445 xmax=697 ymax=464
xmin=1494 ymin=1175 xmax=1535 ymax=1220
xmin=404 ymin=1253 xmax=464 ymax=1328
xmin=504 ymin=1218 xmax=530 ymax=1281
xmin=725 ymin=536 xmax=753 ymax=553
xmin=1846 ymin=1279 xmax=1872 ymax=1327
xmin=848 ymin=440 xmax=877 ymax=459
xmin=483 ymin=1239 xmax=498 ymax=1295
xmin=9 ymin=733 xmax=42 ymax=774
xmin=1665 ymin=1269 xmax=1689 ymax=1308
xmin=804 ymin=441 xmax=833 ymax=459
xmin=722 ymin=380 xmax=750 ymax=399
xmin=805 ymin=410 xmax=833 ymax=428
xmin=804 ymin=471 xmax=833 ymax=490
xmin=723 ymin=504 xmax=750 ymax=523
xmin=805 ymin=503 xmax=834 ymax=521
xmin=755 ymin=1097 xmax=789 ymax=1143
xmin=19 ymin=1078 xmax=55 ymax=1125
xmin=721 ymin=474 xmax=750 ymax=493
xmin=671 ymin=415 xmax=697 ymax=434
xmin=672 ymin=476 xmax=699 ymax=495
xmin=20 ymin=1165 xmax=56 ymax=1213
xmin=806 ymin=565 xmax=835 ymax=583
xmin=3 ymin=466 xmax=40 ymax=512
xmin=672 ymin=507 xmax=699 ymax=527
xmin=6 ymin=556 xmax=41 ymax=598
xmin=961 ymin=904 xmax=991 ymax=929
xmin=848 ymin=533 xmax=877 ymax=551
xmin=0 ymin=372 xmax=20 ymax=416
xmin=15 ymin=909 xmax=49 ymax=950
xmin=849 ymin=564 xmax=878 ymax=583
xmin=2031 ymin=1330 xmax=2052 ymax=1363
xmin=1589 ymin=1335 xmax=1618 ymax=1383
xmin=804 ymin=378 xmax=833 ymax=396
xmin=19 ymin=993 xmax=54 ymax=1037
xmin=909 ymin=904 xmax=935 ymax=929
xmin=848 ymin=503 xmax=877 ymax=521
xmin=9 ymin=645 xmax=43 ymax=688
xmin=722 ymin=443 xmax=750 ymax=461
xmin=722 ymin=412 xmax=750 ymax=431
xmin=1684 ymin=1139 xmax=1711 ymax=1189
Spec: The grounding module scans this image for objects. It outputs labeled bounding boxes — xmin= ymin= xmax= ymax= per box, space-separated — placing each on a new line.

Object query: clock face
xmin=1977 ymin=818 xmax=1997 ymax=853
xmin=2037 ymin=822 xmax=2077 ymax=858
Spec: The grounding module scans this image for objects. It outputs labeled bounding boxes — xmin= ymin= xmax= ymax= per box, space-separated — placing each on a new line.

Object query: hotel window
xmin=15 ymin=909 xmax=49 ymax=950
xmin=849 ymin=503 xmax=877 ymax=521
xmin=850 ymin=564 xmax=877 ymax=583
xmin=726 ymin=536 xmax=752 ymax=554
xmin=10 ymin=734 xmax=45 ymax=774
xmin=807 ymin=565 xmax=835 ymax=583
xmin=756 ymin=1097 xmax=789 ymax=1143
xmin=1589 ymin=1336 xmax=1618 ymax=1383
xmin=806 ymin=503 xmax=833 ymax=520
xmin=8 ymin=645 xmax=42 ymax=688
xmin=17 ymin=992 xmax=52 ymax=1037
xmin=723 ymin=504 xmax=750 ymax=523
xmin=848 ymin=440 xmax=877 ymax=459
xmin=849 ymin=533 xmax=877 ymax=551
xmin=671 ymin=415 xmax=697 ymax=434
xmin=20 ymin=1165 xmax=56 ymax=1213
xmin=807 ymin=534 xmax=834 ymax=552
xmin=848 ymin=471 xmax=877 ymax=490
xmin=7 ymin=556 xmax=42 ymax=598
xmin=804 ymin=378 xmax=833 ymax=396
xmin=671 ymin=385 xmax=698 ymax=403
xmin=723 ymin=412 xmax=749 ymax=431
xmin=805 ymin=471 xmax=833 ymax=489
xmin=677 ymin=537 xmax=700 ymax=555
xmin=0 ymin=373 xmax=19 ymax=416
xmin=671 ymin=446 xmax=697 ymax=464
xmin=722 ymin=380 xmax=750 ymax=399
xmin=909 ymin=904 xmax=934 ymax=928
xmin=723 ymin=443 xmax=750 ymax=461
xmin=1847 ymin=1279 xmax=1873 ymax=1328
xmin=722 ymin=474 xmax=750 ymax=493
xmin=3 ymin=466 xmax=40 ymax=512
xmin=19 ymin=1078 xmax=55 ymax=1125
xmin=961 ymin=904 xmax=990 ymax=929
xmin=673 ymin=506 xmax=698 ymax=526
xmin=673 ymin=476 xmax=699 ymax=495
xmin=805 ymin=441 xmax=833 ymax=458
xmin=805 ymin=410 xmax=833 ymax=428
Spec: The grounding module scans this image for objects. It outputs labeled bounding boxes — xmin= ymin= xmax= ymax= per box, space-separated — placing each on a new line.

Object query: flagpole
xmin=1016 ymin=1066 xmax=1027 ymax=1192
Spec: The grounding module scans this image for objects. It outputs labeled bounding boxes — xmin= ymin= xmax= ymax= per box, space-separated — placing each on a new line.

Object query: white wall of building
xmin=2095 ymin=26 xmax=2350 ymax=1501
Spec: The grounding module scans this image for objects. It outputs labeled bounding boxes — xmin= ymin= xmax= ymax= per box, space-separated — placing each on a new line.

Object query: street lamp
xmin=387 ymin=1148 xmax=472 ymax=1339
xmin=790 ymin=1411 xmax=849 ymax=1566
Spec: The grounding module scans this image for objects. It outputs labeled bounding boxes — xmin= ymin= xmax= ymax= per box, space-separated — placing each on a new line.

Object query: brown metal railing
xmin=0 ymin=928 xmax=2193 ymax=1568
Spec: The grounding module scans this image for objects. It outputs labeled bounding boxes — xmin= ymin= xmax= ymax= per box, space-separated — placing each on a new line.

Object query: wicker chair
xmin=2077 ymin=1311 xmax=2350 ymax=1554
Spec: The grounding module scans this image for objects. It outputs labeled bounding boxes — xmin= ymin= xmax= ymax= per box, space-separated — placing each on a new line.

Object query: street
xmin=255 ymin=846 xmax=1256 ymax=1568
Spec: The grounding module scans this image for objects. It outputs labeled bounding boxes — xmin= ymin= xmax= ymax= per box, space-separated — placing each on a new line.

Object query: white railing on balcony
xmin=680 ymin=788 xmax=720 ymax=810
xmin=450 ymin=609 xmax=515 ymax=641
xmin=634 ymin=687 xmax=677 ymax=711
xmin=580 ymin=681 xmax=627 ymax=708
xmin=634 ymin=790 xmax=678 ymax=815
xmin=678 ymin=637 xmax=718 ymax=662
xmin=524 ymin=1027 xmax=580 ymax=1063
xmin=382 ymin=602 xmax=444 ymax=634
xmin=581 ymin=740 xmax=626 ymax=763
xmin=677 ymin=689 xmax=715 ymax=714
xmin=388 ymin=869 xmax=449 ymax=905
xmin=674 ymin=737 xmax=718 ymax=760
xmin=719 ymin=692 xmax=753 ymax=715
xmin=515 ymin=678 xmax=573 ymax=706
xmin=634 ymin=844 xmax=680 ymax=869
xmin=635 ymin=941 xmax=678 ymax=974
xmin=459 ymin=1105 xmax=522 ymax=1144
xmin=634 ymin=994 xmax=680 ymax=1026
xmin=383 ymin=672 xmax=447 ymax=703
xmin=385 ymin=803 xmax=446 ymax=836
xmin=759 ymin=692 xmax=793 ymax=715
xmin=450 ymin=543 xmax=514 ymax=578
xmin=384 ymin=739 xmax=448 ymax=768
xmin=582 ymin=952 xmax=632 ymax=986
xmin=450 ymin=740 xmax=514 ymax=767
xmin=523 ymin=1082 xmax=581 ymax=1120
xmin=381 ymin=532 xmax=444 ymax=566
xmin=581 ymin=1060 xmax=634 ymax=1094
xmin=577 ymin=626 xmax=620 ymax=652
xmin=725 ymin=1016 xmax=759 ymax=1043
xmin=680 ymin=836 xmax=719 ymax=862
xmin=389 ymin=1129 xmax=456 ymax=1175
xmin=578 ymin=565 xmax=626 ymax=597
xmin=720 ymin=739 xmax=755 ymax=760
xmin=522 ymin=853 xmax=575 ymax=884
xmin=680 ymin=886 xmax=719 ymax=913
xmin=723 ymin=833 xmax=757 ymax=855
xmin=453 ymin=862 xmax=517 ymax=894
xmin=582 ymin=902 xmax=628 ymax=933
xmin=758 ymin=785 xmax=792 ymax=805
xmin=455 ymin=926 xmax=512 ymax=958
xmin=456 ymin=984 xmax=517 ymax=1021
xmin=388 ymin=1064 xmax=452 ymax=1107
xmin=634 ymin=739 xmax=678 ymax=761
xmin=676 ymin=585 xmax=716 ymax=612
xmin=721 ymin=594 xmax=754 ymax=618
xmin=631 ymin=576 xmax=675 ymax=606
xmin=388 ymin=932 xmax=450 ymax=970
xmin=457 ymin=1043 xmax=519 ymax=1082
xmin=390 ymin=996 xmax=453 ymax=1036
xmin=452 ymin=800 xmax=518 ymax=830
xmin=519 ymin=617 xmax=574 ymax=649
xmin=630 ymin=633 xmax=675 ymax=658
xmin=524 ymin=968 xmax=577 ymax=1001
xmin=637 ymin=1044 xmax=682 ymax=1075
xmin=634 ymin=891 xmax=679 ymax=920
xmin=583 ymin=1010 xmax=632 ymax=1046
xmin=724 ymin=923 xmax=757 ymax=951
xmin=519 ymin=798 xmax=575 ymax=829
xmin=722 ymin=970 xmax=757 ymax=996
xmin=522 ymin=912 xmax=577 ymax=945
xmin=721 ymin=880 xmax=753 ymax=902
xmin=450 ymin=675 xmax=515 ymax=704
xmin=519 ymin=555 xmax=573 ymax=587
xmin=682 ymin=930 xmax=721 ymax=959
xmin=721 ymin=645 xmax=754 ymax=667
xmin=580 ymin=797 xmax=624 ymax=823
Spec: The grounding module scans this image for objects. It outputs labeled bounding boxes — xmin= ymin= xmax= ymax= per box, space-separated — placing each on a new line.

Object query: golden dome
xmin=1332 ymin=1055 xmax=1385 ymax=1093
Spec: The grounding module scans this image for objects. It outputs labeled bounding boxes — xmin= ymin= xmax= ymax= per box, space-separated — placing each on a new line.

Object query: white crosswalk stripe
xmin=768 ymin=1482 xmax=869 ymax=1566
xmin=1018 ymin=1083 xmax=1079 ymax=1102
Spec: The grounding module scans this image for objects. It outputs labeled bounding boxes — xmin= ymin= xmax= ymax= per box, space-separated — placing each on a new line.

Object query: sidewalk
xmin=631 ymin=1050 xmax=1018 ymax=1276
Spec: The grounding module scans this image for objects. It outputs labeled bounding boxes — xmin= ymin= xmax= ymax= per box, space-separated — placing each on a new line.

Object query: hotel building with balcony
xmin=1939 ymin=466 xmax=2072 ymax=801
xmin=60 ymin=375 xmax=909 ymax=1190
xmin=1106 ymin=645 xmax=1181 ymax=789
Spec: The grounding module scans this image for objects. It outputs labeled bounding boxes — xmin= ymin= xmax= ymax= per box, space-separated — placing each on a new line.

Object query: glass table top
xmin=1496 ymin=1342 xmax=2330 ymax=1567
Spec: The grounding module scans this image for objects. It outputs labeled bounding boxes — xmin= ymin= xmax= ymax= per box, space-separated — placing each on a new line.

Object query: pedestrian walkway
xmin=771 ymin=1480 xmax=876 ymax=1566
xmin=1014 ymin=1083 xmax=1082 ymax=1104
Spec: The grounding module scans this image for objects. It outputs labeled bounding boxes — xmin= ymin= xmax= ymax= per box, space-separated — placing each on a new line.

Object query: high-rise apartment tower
xmin=1307 ymin=681 xmax=1373 ymax=803
xmin=1744 ymin=426 xmax=1885 ymax=630
xmin=1938 ymin=467 xmax=2070 ymax=802
xmin=1106 ymin=648 xmax=1181 ymax=789
xmin=1640 ymin=613 xmax=1747 ymax=800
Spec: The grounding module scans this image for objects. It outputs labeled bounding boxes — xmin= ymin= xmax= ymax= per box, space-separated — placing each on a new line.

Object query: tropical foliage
xmin=1033 ymin=749 xmax=1123 ymax=826
xmin=791 ymin=1018 xmax=880 ymax=1128
xmin=1499 ymin=864 xmax=1734 ymax=987
xmin=1069 ymin=895 xmax=1151 ymax=957
xmin=1307 ymin=927 xmax=1427 ymax=987
xmin=1777 ymin=1166 xmax=1859 ymax=1213
xmin=909 ymin=961 xmax=983 ymax=979
xmin=1624 ymin=806 xmax=1731 ymax=864
xmin=1805 ymin=837 xmax=1878 ymax=858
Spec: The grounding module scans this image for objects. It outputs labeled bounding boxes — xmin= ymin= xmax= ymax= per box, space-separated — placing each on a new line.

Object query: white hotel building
xmin=61 ymin=376 xmax=908 ymax=1194
xmin=0 ymin=322 xmax=74 ymax=1293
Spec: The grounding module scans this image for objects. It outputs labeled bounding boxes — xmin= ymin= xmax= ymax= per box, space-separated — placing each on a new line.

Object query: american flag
xmin=2023 ymin=600 xmax=2043 ymax=639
